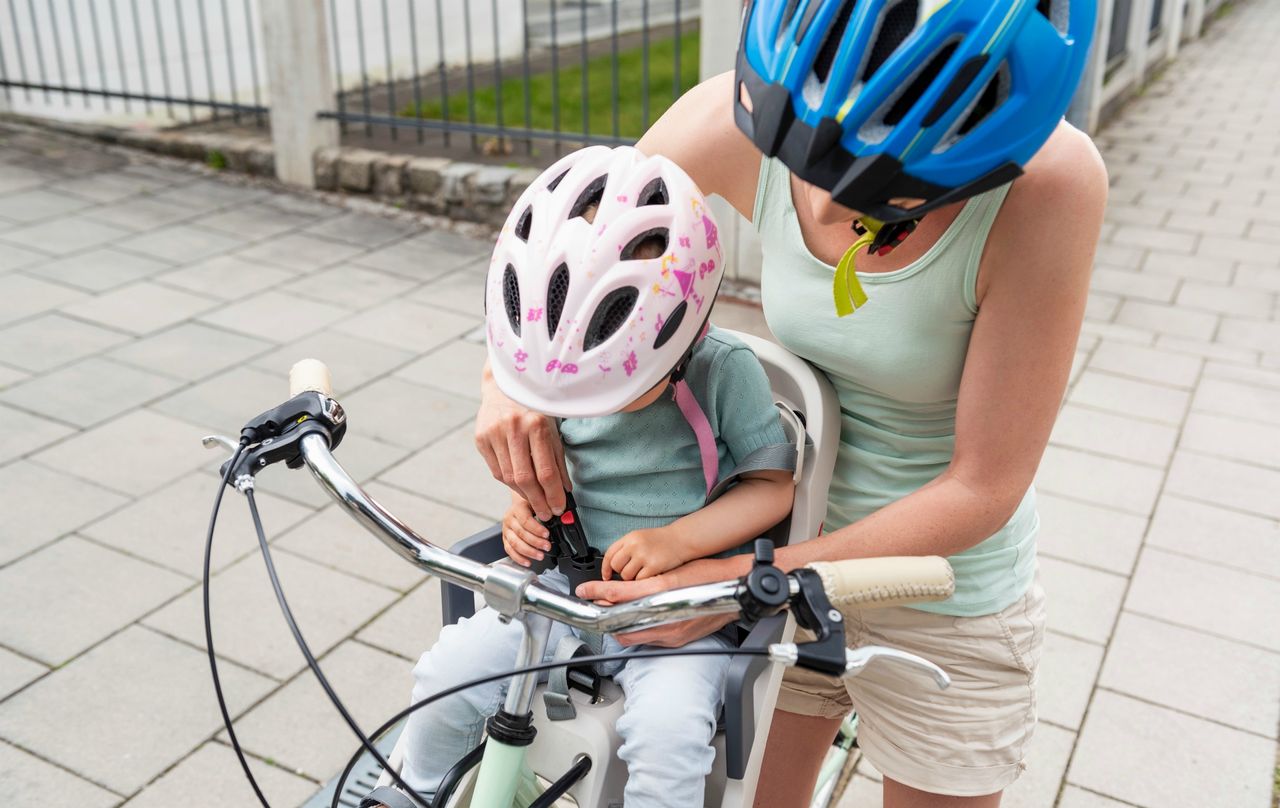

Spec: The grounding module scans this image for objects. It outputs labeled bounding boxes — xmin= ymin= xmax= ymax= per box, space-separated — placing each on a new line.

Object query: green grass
xmin=205 ymin=149 xmax=227 ymax=170
xmin=404 ymin=32 xmax=700 ymax=141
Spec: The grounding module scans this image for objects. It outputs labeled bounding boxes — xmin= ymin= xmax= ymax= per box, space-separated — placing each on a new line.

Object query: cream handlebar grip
xmin=806 ymin=556 xmax=955 ymax=610
xmin=289 ymin=359 xmax=334 ymax=398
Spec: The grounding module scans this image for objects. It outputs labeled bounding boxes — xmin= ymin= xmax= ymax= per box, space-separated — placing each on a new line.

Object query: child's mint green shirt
xmin=560 ymin=327 xmax=788 ymax=552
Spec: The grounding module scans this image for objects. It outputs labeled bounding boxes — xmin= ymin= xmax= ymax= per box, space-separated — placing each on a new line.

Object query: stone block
xmin=372 ymin=152 xmax=411 ymax=196
xmin=222 ymin=137 xmax=258 ymax=173
xmin=440 ymin=162 xmax=478 ymax=204
xmin=1037 ymin=557 xmax=1126 ymax=644
xmin=313 ymin=146 xmax=341 ymax=190
xmin=407 ymin=156 xmax=451 ymax=196
xmin=337 ymin=148 xmax=379 ymax=192
xmin=246 ymin=140 xmax=276 ymax=176
xmin=471 ymin=166 xmax=516 ymax=206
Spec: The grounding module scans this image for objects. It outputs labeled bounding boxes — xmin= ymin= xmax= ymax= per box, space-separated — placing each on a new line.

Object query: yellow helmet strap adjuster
xmin=831 ymin=216 xmax=921 ymax=317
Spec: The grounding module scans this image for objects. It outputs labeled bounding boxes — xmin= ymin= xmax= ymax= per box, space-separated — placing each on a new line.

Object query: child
xmin=373 ymin=146 xmax=794 ymax=808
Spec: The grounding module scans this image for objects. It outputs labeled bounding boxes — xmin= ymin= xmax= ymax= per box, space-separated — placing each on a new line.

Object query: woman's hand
xmin=576 ymin=556 xmax=750 ymax=647
xmin=501 ymin=497 xmax=552 ymax=568
xmin=475 ymin=362 xmax=570 ymax=521
xmin=601 ymin=527 xmax=687 ymax=581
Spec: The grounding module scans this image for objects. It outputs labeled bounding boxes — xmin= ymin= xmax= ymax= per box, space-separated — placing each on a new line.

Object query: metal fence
xmin=0 ymin=0 xmax=267 ymax=125
xmin=319 ymin=0 xmax=698 ymax=158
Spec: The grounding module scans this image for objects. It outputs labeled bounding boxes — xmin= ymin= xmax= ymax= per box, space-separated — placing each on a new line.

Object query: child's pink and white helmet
xmin=484 ymin=146 xmax=725 ymax=418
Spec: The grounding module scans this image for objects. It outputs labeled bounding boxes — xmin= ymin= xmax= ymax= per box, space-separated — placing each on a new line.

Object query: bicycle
xmin=202 ymin=357 xmax=955 ymax=808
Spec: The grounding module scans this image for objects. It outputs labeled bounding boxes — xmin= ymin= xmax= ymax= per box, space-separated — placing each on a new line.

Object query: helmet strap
xmin=832 ymin=216 xmax=922 ymax=318
xmin=666 ymin=319 xmax=718 ymax=493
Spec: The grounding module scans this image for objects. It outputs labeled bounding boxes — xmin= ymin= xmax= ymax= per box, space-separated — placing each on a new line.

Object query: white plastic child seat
xmin=378 ymin=329 xmax=840 ymax=808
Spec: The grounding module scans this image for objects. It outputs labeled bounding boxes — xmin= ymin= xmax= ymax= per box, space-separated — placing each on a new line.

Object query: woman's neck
xmin=788 ymin=173 xmax=967 ymax=272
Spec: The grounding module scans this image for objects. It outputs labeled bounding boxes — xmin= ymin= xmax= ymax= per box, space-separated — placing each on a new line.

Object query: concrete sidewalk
xmin=1 ymin=1 xmax=1278 ymax=805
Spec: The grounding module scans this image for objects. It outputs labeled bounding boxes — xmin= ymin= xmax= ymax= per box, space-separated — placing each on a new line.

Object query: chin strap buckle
xmin=856 ymin=217 xmax=920 ymax=257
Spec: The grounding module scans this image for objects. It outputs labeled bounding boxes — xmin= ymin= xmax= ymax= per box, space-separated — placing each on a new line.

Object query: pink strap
xmin=673 ymin=379 xmax=719 ymax=495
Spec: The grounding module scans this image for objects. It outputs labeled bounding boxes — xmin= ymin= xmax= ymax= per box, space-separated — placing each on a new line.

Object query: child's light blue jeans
xmin=397 ymin=572 xmax=734 ymax=808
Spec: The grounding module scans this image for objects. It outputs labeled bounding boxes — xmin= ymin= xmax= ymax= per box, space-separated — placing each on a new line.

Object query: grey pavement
xmin=1 ymin=3 xmax=1279 ymax=807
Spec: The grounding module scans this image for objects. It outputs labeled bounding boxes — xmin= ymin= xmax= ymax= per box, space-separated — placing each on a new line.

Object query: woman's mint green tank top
xmin=752 ymin=157 xmax=1037 ymax=617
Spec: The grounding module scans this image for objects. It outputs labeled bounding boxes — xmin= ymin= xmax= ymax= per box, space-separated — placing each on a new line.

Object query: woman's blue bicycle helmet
xmin=735 ymin=0 xmax=1096 ymax=224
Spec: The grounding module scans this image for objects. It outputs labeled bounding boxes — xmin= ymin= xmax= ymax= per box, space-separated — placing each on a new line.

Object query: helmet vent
xmin=812 ymin=0 xmax=857 ymax=85
xmin=583 ymin=287 xmax=639 ymax=351
xmin=1036 ymin=0 xmax=1069 ymax=35
xmin=514 ymin=205 xmax=533 ymax=241
xmin=863 ymin=0 xmax=919 ymax=83
xmin=637 ymin=177 xmax=669 ymax=207
xmin=546 ymin=264 xmax=570 ymax=339
xmin=882 ymin=40 xmax=957 ymax=126
xmin=653 ymin=300 xmax=688 ymax=350
xmin=547 ymin=168 xmax=570 ymax=192
xmin=502 ymin=265 xmax=521 ymax=336
xmin=620 ymin=228 xmax=669 ymax=261
xmin=779 ymin=0 xmax=802 ymax=35
xmin=570 ymin=175 xmax=608 ymax=220
xmin=956 ymin=61 xmax=1008 ymax=136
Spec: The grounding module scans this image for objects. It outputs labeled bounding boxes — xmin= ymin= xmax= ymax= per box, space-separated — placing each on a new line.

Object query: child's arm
xmin=602 ymin=470 xmax=794 ymax=581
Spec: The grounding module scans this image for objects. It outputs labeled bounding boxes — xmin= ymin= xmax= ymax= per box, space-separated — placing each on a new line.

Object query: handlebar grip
xmin=289 ymin=358 xmax=334 ymax=398
xmin=806 ymin=556 xmax=954 ymax=611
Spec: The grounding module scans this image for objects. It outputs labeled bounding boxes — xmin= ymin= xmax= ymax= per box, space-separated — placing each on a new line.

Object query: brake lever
xmin=845 ymin=645 xmax=950 ymax=690
xmin=201 ymin=435 xmax=239 ymax=453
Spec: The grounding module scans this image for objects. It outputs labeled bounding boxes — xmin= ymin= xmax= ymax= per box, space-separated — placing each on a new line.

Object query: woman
xmin=475 ymin=2 xmax=1106 ymax=805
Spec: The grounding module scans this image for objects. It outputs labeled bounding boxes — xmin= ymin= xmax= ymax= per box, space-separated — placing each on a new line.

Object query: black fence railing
xmin=321 ymin=0 xmax=699 ymax=161
xmin=0 ymin=0 xmax=267 ymax=126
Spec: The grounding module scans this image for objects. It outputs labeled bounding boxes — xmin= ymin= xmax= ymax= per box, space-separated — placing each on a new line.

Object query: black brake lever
xmin=221 ymin=391 xmax=348 ymax=481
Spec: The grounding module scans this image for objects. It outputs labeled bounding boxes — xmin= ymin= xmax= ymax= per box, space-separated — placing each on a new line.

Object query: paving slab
xmin=199 ymin=290 xmax=348 ymax=343
xmin=303 ymin=210 xmax=420 ymax=248
xmin=1164 ymin=450 xmax=1280 ymax=520
xmin=0 ymin=272 xmax=88 ymax=325
xmin=1190 ymin=375 xmax=1280 ymax=425
xmin=1037 ymin=557 xmax=1127 ymax=645
xmin=0 ymin=357 xmax=183 ymax=428
xmin=81 ymin=471 xmax=314 ymax=581
xmin=377 ymin=425 xmax=511 ymax=521
xmin=84 ymin=196 xmax=201 ymax=231
xmin=0 ymin=739 xmax=120 ymax=808
xmin=246 ymin=433 xmax=412 ymax=509
xmin=1058 ymin=786 xmax=1133 ymax=807
xmin=232 ymin=232 xmax=365 ymax=273
xmin=277 ymin=480 xmax=489 ymax=593
xmin=149 ymin=364 xmax=289 ymax=433
xmin=1086 ymin=341 xmax=1203 ymax=388
xmin=120 ymin=742 xmax=318 ymax=808
xmin=0 ymin=535 xmax=191 ymax=665
xmin=1037 ymin=630 xmax=1105 ymax=731
xmin=1068 ymin=690 xmax=1275 ymax=808
xmin=340 ymin=376 xmax=477 ymax=450
xmin=1049 ymin=404 xmax=1178 ymax=467
xmin=0 ymin=188 xmax=94 ymax=223
xmin=114 ymin=222 xmax=247 ymax=265
xmin=333 ymin=298 xmax=480 ymax=352
xmin=0 ymin=402 xmax=75 ymax=464
xmin=61 ymin=282 xmax=218 ymax=336
xmin=1180 ymin=410 xmax=1280 ymax=469
xmin=154 ymin=253 xmax=298 ymax=300
xmin=197 ymin=200 xmax=324 ymax=241
xmin=1125 ymin=547 xmax=1280 ymax=652
xmin=353 ymin=233 xmax=484 ymax=280
xmin=1067 ymin=370 xmax=1191 ymax=426
xmin=220 ymin=640 xmax=414 ymax=780
xmin=393 ymin=339 xmax=487 ymax=400
xmin=0 ymin=625 xmax=275 ymax=796
xmin=1003 ymin=722 xmax=1076 ymax=808
xmin=250 ymin=330 xmax=417 ymax=394
xmin=0 ymin=215 xmax=131 ymax=256
xmin=23 ymin=246 xmax=174 ymax=292
xmin=1145 ymin=495 xmax=1280 ymax=575
xmin=32 ymin=408 xmax=218 ymax=497
xmin=291 ymin=263 xmax=418 ymax=310
xmin=1034 ymin=446 xmax=1164 ymax=517
xmin=1100 ymin=612 xmax=1280 ymax=738
xmin=0 ymin=647 xmax=46 ymax=701
xmin=1035 ymin=492 xmax=1147 ymax=575
xmin=143 ymin=548 xmax=399 ymax=680
xmin=355 ymin=578 xmax=446 ymax=662
xmin=106 ymin=322 xmax=274 ymax=382
xmin=0 ymin=461 xmax=129 ymax=566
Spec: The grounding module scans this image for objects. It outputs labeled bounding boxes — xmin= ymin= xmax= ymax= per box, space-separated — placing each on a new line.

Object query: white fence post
xmin=260 ymin=0 xmax=338 ymax=187
xmin=700 ymin=0 xmax=764 ymax=285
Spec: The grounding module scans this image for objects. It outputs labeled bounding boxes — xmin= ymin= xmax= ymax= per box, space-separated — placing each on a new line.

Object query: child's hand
xmin=602 ymin=527 xmax=686 ymax=581
xmin=502 ymin=498 xmax=552 ymax=568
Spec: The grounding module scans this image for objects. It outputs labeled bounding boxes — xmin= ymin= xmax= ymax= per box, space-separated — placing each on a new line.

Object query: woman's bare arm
xmin=578 ymin=125 xmax=1108 ymax=637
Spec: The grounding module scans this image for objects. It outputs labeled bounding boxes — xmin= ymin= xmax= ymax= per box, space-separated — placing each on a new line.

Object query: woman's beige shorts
xmin=777 ymin=575 xmax=1046 ymax=798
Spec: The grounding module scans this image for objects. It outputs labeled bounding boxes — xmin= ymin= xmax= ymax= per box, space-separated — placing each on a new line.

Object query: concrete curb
xmin=0 ymin=115 xmax=536 ymax=228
